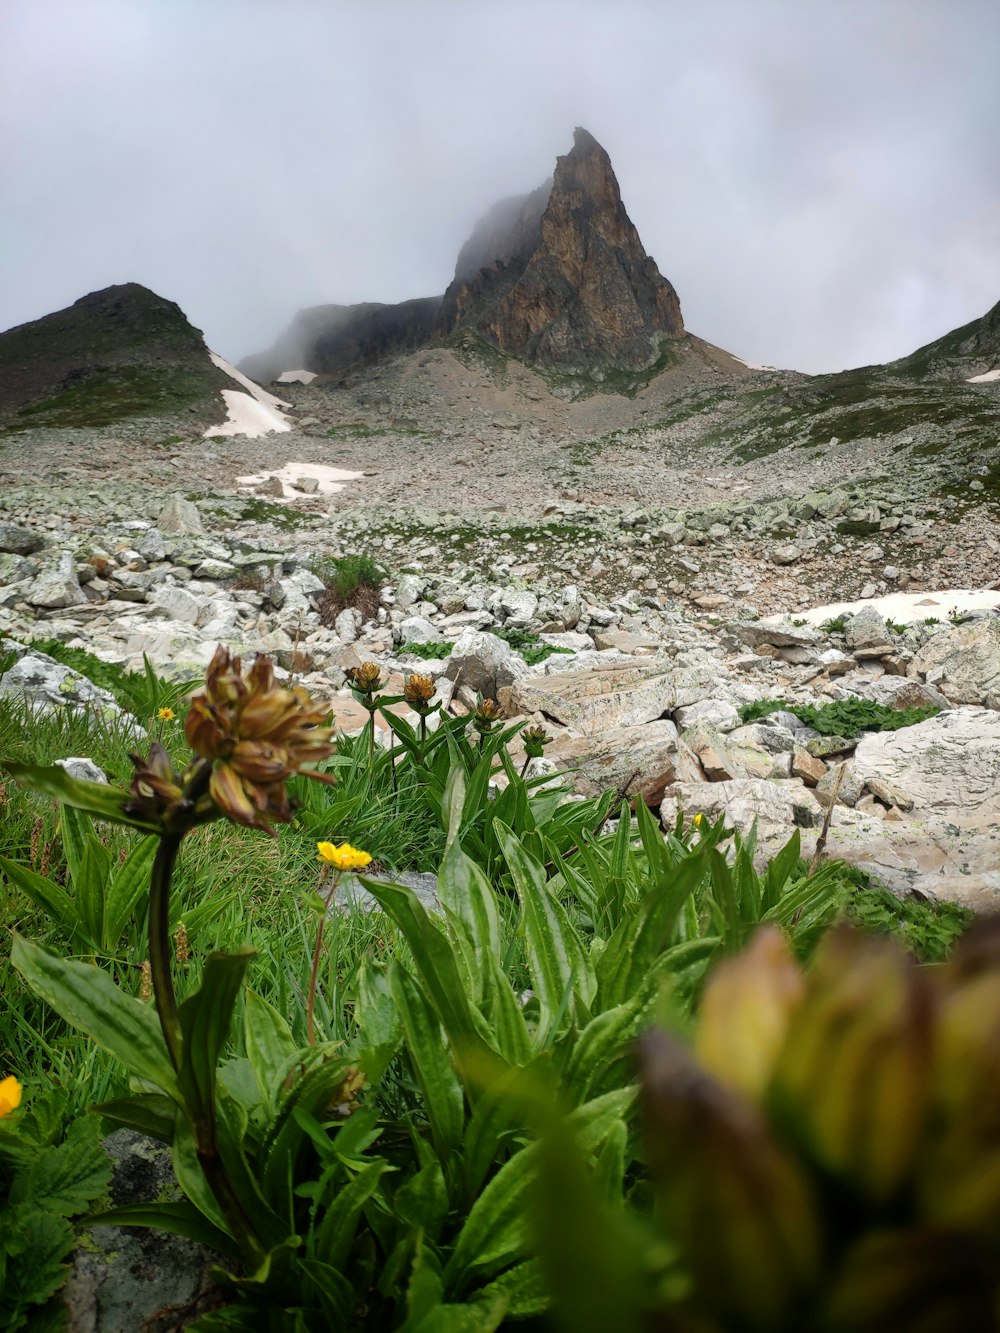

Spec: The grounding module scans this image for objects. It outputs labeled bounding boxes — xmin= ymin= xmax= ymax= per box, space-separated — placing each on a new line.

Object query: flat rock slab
xmin=505 ymin=662 xmax=715 ymax=736
xmin=661 ymin=777 xmax=823 ymax=832
xmin=852 ymin=707 xmax=1000 ymax=814
xmin=817 ymin=810 xmax=1000 ymax=913
xmin=546 ymin=719 xmax=703 ymax=806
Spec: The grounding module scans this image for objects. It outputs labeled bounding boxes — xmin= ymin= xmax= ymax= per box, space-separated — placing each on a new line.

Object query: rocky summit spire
xmin=439 ymin=127 xmax=684 ymax=371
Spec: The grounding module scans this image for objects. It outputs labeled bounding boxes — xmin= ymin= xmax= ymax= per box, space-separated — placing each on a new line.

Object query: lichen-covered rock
xmin=852 ymin=707 xmax=1000 ymax=814
xmin=156 ymin=492 xmax=205 ymax=536
xmin=0 ymin=523 xmax=44 ymax=556
xmin=445 ymin=629 xmax=528 ymax=699
xmin=908 ymin=615 xmax=1000 ymax=708
xmin=0 ymin=641 xmax=123 ymax=718
xmin=63 ymin=1131 xmax=223 ymax=1332
xmin=27 ymin=552 xmax=87 ymax=609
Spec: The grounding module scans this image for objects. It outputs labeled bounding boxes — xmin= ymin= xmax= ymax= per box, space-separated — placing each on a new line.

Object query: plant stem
xmin=367 ymin=708 xmax=376 ymax=768
xmin=149 ymin=832 xmax=183 ymax=1071
xmin=195 ymin=1143 xmax=267 ymax=1270
xmin=307 ymin=870 xmax=340 ymax=1045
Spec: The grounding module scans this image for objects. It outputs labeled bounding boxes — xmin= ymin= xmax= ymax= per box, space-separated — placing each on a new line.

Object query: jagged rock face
xmin=439 ymin=128 xmax=684 ymax=371
xmin=309 ymin=297 xmax=442 ymax=382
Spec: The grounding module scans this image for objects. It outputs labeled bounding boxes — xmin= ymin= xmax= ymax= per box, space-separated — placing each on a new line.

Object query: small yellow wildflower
xmin=0 ymin=1075 xmax=23 ymax=1118
xmin=157 ymin=707 xmax=176 ymax=721
xmin=693 ymin=813 xmax=705 ymax=828
xmin=317 ymin=841 xmax=373 ymax=871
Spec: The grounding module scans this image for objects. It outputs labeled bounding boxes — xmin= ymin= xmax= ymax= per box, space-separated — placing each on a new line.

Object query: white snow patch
xmin=276 ymin=368 xmax=317 ymax=385
xmin=204 ymin=351 xmax=293 ymax=438
xmin=731 ymin=353 xmax=778 ymax=372
xmin=210 ymin=390 xmax=291 ymax=439
xmin=767 ymin=589 xmax=1000 ymax=628
xmin=237 ymin=461 xmax=363 ymax=498
xmin=967 ymin=367 xmax=1000 ymax=383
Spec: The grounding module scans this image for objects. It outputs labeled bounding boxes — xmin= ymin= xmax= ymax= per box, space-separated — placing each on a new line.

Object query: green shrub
xmin=309 ymin=553 xmax=386 ymax=623
xmin=738 ymin=696 xmax=939 ymax=738
xmin=397 ymin=640 xmax=455 ymax=660
xmin=487 ymin=626 xmax=573 ymax=666
xmin=820 ymin=614 xmax=848 ymax=633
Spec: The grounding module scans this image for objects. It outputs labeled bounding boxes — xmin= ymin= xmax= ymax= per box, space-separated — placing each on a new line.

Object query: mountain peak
xmin=242 ymin=128 xmax=688 ymax=382
xmin=438 ymin=128 xmax=684 ymax=371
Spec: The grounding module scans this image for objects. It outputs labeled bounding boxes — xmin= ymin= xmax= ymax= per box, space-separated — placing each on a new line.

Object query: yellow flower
xmin=693 ymin=812 xmax=705 ymax=827
xmin=317 ymin=841 xmax=373 ymax=871
xmin=0 ymin=1075 xmax=22 ymax=1118
xmin=158 ymin=707 xmax=176 ymax=721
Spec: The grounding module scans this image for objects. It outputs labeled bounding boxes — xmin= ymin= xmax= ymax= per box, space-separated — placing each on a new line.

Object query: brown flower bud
xmin=403 ymin=673 xmax=436 ymax=710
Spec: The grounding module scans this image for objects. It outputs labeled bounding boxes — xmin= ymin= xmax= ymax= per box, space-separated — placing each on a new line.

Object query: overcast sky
xmin=3 ymin=0 xmax=999 ymax=374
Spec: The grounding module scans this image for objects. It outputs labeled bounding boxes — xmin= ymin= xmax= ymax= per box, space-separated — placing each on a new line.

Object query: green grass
xmin=308 ymin=553 xmax=386 ymax=598
xmin=13 ymin=366 xmax=218 ymax=429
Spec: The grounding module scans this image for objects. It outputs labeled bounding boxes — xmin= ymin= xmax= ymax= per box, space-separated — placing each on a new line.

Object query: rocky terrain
xmin=2 ymin=127 xmax=1000 ymax=919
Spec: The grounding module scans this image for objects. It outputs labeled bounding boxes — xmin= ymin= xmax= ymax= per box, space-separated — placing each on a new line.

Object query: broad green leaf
xmin=708 ymin=847 xmax=741 ymax=949
xmin=596 ymin=847 xmax=707 ymax=1008
xmin=402 ymin=1231 xmax=445 ymax=1330
xmin=446 ymin=1088 xmax=634 ymax=1294
xmin=244 ymin=989 xmax=299 ymax=1110
xmin=533 ymin=1109 xmax=644 ymax=1333
xmin=439 ymin=839 xmax=501 ymax=968
xmin=1 ymin=761 xmax=159 ymax=833
xmin=473 ymin=1258 xmax=548 ymax=1318
xmin=60 ymin=803 xmax=92 ymax=884
xmin=178 ymin=949 xmax=255 ymax=1130
xmin=94 ymin=1091 xmax=176 ymax=1142
xmin=391 ymin=963 xmax=465 ymax=1158
xmin=298 ymin=1258 xmax=357 ymax=1324
xmin=11 ymin=1114 xmax=111 ymax=1217
xmin=311 ymin=1158 xmax=388 ymax=1271
xmin=409 ymin=1303 xmax=507 ymax=1333
xmin=482 ymin=950 xmax=533 ymax=1067
xmin=0 ymin=855 xmax=79 ymax=935
xmin=394 ymin=1160 xmax=449 ymax=1239
xmin=76 ymin=835 xmax=111 ymax=946
xmin=361 ymin=879 xmax=494 ymax=1070
xmin=88 ymin=1200 xmax=238 ymax=1257
xmin=499 ymin=825 xmax=594 ymax=1041
xmin=2 ymin=1208 xmax=75 ymax=1324
xmin=442 ymin=764 xmax=465 ymax=849
xmin=560 ymin=990 xmax=650 ymax=1103
xmin=461 ymin=1069 xmax=524 ymax=1204
xmin=761 ymin=829 xmax=802 ymax=913
xmin=172 ymin=1111 xmax=231 ymax=1235
xmin=11 ymin=935 xmax=178 ymax=1095
xmin=259 ymin=1054 xmax=358 ymax=1203
xmin=355 ymin=963 xmax=403 ymax=1085
xmin=104 ymin=834 xmax=156 ymax=946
